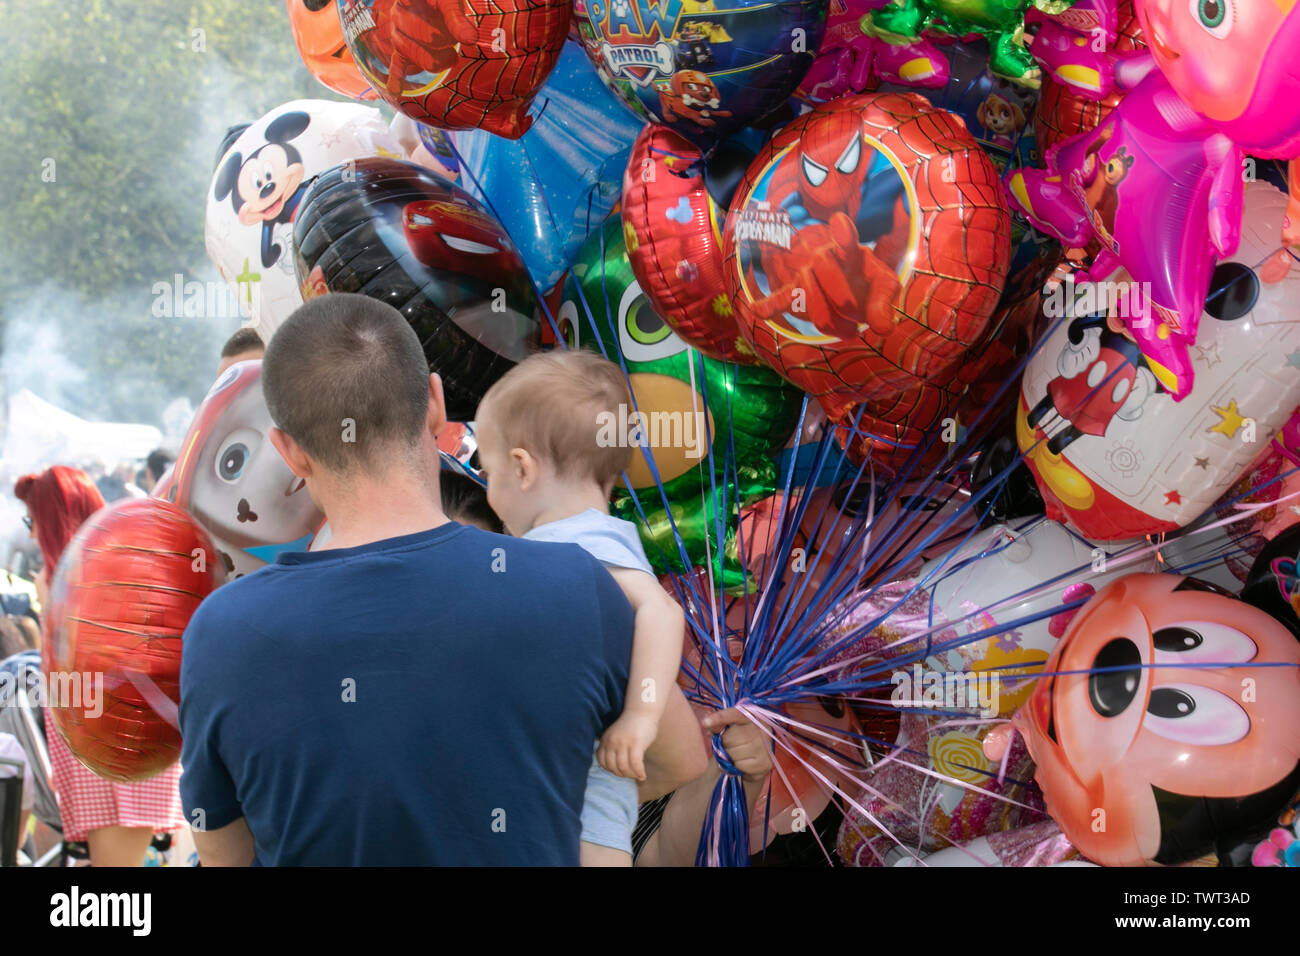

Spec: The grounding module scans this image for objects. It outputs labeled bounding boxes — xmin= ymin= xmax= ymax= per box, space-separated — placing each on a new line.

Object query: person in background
xmin=0 ymin=568 xmax=38 ymax=623
xmin=15 ymin=466 xmax=187 ymax=866
xmin=144 ymin=449 xmax=174 ymax=493
xmin=115 ymin=462 xmax=146 ymax=499
xmin=438 ymin=470 xmax=503 ymax=534
xmin=216 ymin=327 xmax=265 ymax=377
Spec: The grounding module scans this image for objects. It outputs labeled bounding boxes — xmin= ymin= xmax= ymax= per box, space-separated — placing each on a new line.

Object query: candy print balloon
xmin=724 ymin=93 xmax=1012 ymax=422
xmin=337 ymin=0 xmax=571 ymax=139
xmin=44 ymin=499 xmax=225 ymax=782
xmin=293 ymin=157 xmax=541 ymax=421
xmin=994 ymin=573 xmax=1300 ymax=866
xmin=1016 ymin=183 xmax=1300 ymax=541
xmin=621 ymin=125 xmax=762 ymax=364
xmin=916 ymin=519 xmax=1156 ymax=715
xmin=164 ymin=361 xmax=325 ymax=580
xmin=575 ymin=0 xmax=829 ymax=152
xmin=286 ymin=0 xmax=377 ymax=100
xmin=204 ymin=100 xmax=404 ymax=344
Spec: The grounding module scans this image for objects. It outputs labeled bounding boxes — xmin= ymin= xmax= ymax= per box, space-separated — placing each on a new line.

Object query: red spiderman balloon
xmin=44 ymin=499 xmax=226 ymax=782
xmin=724 ymin=93 xmax=1011 ymax=422
xmin=337 ymin=0 xmax=570 ymax=139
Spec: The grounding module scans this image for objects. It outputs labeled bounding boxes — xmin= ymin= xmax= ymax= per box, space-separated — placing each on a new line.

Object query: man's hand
xmin=598 ymin=712 xmax=659 ymax=782
xmin=700 ymin=707 xmax=772 ymax=785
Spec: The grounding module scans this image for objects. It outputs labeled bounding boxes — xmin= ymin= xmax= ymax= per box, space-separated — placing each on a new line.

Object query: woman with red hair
xmin=16 ymin=465 xmax=187 ymax=866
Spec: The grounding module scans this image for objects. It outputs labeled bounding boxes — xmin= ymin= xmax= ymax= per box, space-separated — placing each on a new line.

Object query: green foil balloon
xmin=869 ymin=0 xmax=1076 ymax=85
xmin=558 ymin=216 xmax=802 ymax=589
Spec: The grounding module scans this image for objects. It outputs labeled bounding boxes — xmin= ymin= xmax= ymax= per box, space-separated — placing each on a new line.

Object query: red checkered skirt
xmin=44 ymin=709 xmax=187 ymax=842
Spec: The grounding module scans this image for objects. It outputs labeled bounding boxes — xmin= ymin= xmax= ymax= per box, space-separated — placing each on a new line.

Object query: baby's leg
xmin=581 ymin=841 xmax=632 ymax=867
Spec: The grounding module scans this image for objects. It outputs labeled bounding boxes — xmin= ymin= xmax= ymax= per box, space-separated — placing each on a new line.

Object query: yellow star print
xmin=1208 ymin=400 xmax=1246 ymax=439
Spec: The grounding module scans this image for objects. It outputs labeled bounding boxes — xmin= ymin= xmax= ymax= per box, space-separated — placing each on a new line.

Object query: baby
xmin=474 ymin=350 xmax=686 ymax=867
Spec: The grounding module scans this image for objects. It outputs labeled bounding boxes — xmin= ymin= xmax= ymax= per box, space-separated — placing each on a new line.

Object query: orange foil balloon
xmin=43 ymin=499 xmax=226 ymax=782
xmin=1005 ymin=573 xmax=1300 ymax=866
xmin=622 ymin=125 xmax=761 ymax=365
xmin=723 ymin=92 xmax=1012 ymax=422
xmin=337 ymin=0 xmax=570 ymax=139
xmin=287 ymin=0 xmax=377 ymax=100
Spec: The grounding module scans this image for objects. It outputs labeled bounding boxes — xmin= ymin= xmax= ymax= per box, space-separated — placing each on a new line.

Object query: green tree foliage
xmin=0 ymin=0 xmax=345 ymax=426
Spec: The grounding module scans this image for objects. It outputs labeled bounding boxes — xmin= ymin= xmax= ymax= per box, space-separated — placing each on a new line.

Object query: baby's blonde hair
xmin=477 ymin=350 xmax=634 ymax=491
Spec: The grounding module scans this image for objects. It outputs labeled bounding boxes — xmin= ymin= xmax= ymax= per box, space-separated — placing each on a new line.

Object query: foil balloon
xmin=873 ymin=36 xmax=1041 ymax=174
xmin=574 ymin=0 xmax=829 ymax=152
xmin=1031 ymin=0 xmax=1146 ymax=153
xmin=164 ymin=362 xmax=325 ymax=580
xmin=723 ymin=92 xmax=1012 ymax=422
xmin=1006 ymin=68 xmax=1244 ymax=399
xmin=204 ymin=100 xmax=404 ymax=344
xmin=795 ymin=0 xmax=949 ymax=104
xmin=336 ymin=0 xmax=570 ymax=139
xmin=453 ymin=40 xmax=644 ymax=291
xmin=1241 ymin=524 xmax=1300 ymax=640
xmin=1017 ymin=183 xmax=1300 ymax=540
xmin=559 ymin=216 xmax=803 ymax=587
xmin=993 ymin=573 xmax=1300 ymax=866
xmin=43 ymin=498 xmax=226 ymax=782
xmin=293 ymin=157 xmax=541 ymax=421
xmin=286 ymin=0 xmax=377 ymax=100
xmin=915 ymin=519 xmax=1156 ymax=715
xmin=866 ymin=0 xmax=1078 ymax=86
xmin=880 ymin=821 xmax=1088 ymax=866
xmin=621 ymin=125 xmax=763 ymax=364
xmin=1134 ymin=0 xmax=1300 ymax=160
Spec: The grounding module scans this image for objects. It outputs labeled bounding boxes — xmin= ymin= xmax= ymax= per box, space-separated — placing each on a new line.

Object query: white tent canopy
xmin=1 ymin=388 xmax=162 ymax=476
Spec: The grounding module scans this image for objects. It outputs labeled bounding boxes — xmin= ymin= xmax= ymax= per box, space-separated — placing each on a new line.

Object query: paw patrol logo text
xmin=601 ymin=40 xmax=676 ymax=83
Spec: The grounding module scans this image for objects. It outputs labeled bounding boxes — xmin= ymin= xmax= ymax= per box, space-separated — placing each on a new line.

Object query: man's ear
xmin=269 ymin=426 xmax=312 ymax=478
xmin=426 ymin=372 xmax=448 ymax=439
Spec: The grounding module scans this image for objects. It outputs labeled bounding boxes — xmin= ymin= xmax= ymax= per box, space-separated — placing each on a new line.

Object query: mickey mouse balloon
xmin=204 ymin=100 xmax=403 ymax=343
xmin=1017 ymin=182 xmax=1300 ymax=540
xmin=575 ymin=0 xmax=829 ymax=152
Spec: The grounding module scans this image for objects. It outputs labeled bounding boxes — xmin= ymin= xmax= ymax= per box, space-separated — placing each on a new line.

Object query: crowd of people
xmin=1 ymin=294 xmax=783 ymax=866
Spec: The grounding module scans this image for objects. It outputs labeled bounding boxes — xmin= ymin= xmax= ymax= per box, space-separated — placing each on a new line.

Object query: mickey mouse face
xmin=233 ymin=144 xmax=305 ymax=225
xmin=212 ymin=110 xmax=311 ymax=226
xmin=1017 ymin=573 xmax=1300 ymax=865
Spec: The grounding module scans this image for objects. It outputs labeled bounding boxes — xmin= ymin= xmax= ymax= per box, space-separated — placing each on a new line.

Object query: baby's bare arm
xmin=607 ymin=567 xmax=685 ymax=726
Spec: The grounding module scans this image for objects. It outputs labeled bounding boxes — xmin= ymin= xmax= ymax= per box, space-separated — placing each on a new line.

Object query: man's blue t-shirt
xmin=178 ymin=522 xmax=633 ymax=866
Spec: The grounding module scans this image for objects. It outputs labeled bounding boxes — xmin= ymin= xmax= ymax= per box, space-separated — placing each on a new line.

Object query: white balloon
xmin=203 ymin=100 xmax=404 ymax=345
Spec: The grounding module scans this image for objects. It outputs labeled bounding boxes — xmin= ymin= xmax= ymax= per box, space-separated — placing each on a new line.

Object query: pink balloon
xmin=1006 ymin=66 xmax=1243 ymax=400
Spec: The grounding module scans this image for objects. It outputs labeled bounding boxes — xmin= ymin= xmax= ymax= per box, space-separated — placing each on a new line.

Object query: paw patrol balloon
xmin=577 ymin=0 xmax=830 ymax=152
xmin=163 ymin=361 xmax=325 ymax=579
xmin=204 ymin=100 xmax=403 ymax=344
